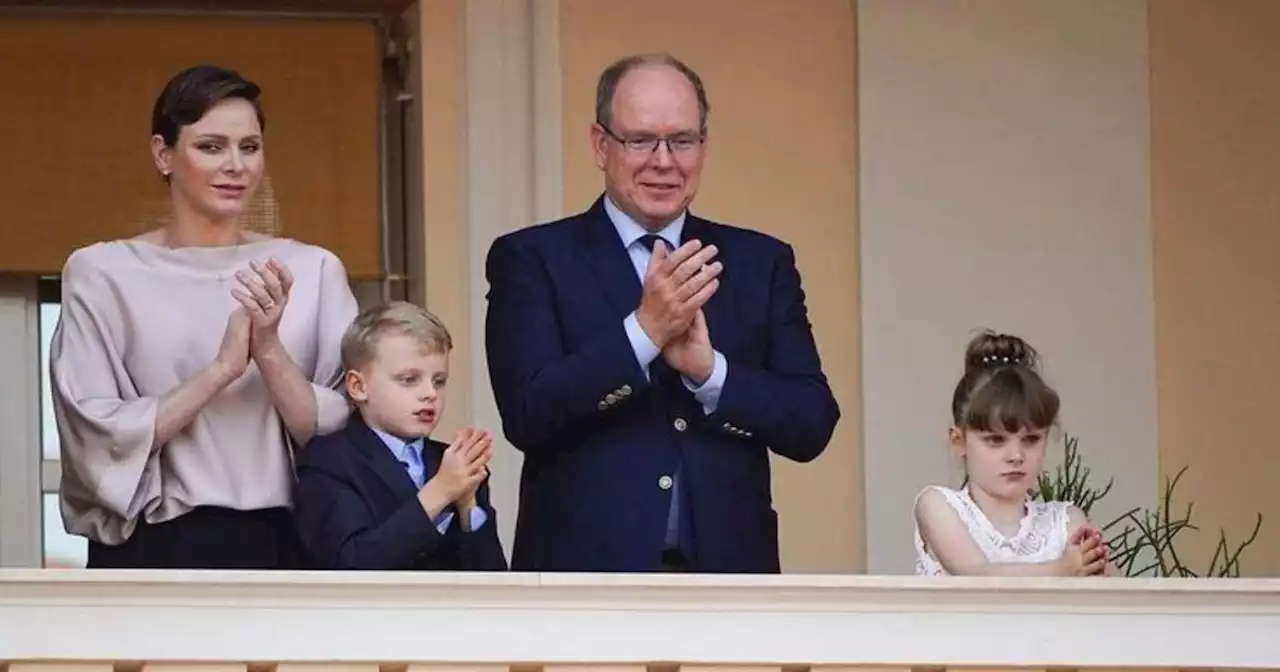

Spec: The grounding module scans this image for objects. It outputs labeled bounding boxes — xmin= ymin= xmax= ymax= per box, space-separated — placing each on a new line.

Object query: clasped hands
xmin=215 ymin=257 xmax=294 ymax=382
xmin=635 ymin=239 xmax=724 ymax=385
xmin=417 ymin=428 xmax=494 ymax=529
xmin=1058 ymin=526 xmax=1110 ymax=576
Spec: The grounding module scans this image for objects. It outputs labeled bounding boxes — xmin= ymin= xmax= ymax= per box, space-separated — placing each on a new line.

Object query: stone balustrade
xmin=2 ymin=571 xmax=1278 ymax=672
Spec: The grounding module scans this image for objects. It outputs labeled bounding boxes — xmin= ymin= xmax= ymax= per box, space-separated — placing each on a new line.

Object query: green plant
xmin=1032 ymin=434 xmax=1263 ymax=577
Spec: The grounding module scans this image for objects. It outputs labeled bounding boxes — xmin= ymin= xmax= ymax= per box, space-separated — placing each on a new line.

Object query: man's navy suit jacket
xmin=483 ymin=196 xmax=840 ymax=573
xmin=292 ymin=412 xmax=508 ymax=571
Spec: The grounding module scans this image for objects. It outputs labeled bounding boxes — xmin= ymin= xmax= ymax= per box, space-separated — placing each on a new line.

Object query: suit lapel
xmin=347 ymin=413 xmax=419 ymax=501
xmin=581 ymin=197 xmax=644 ymax=320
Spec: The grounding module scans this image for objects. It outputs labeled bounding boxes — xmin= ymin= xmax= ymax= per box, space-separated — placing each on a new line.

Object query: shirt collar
xmin=603 ymin=195 xmax=685 ymax=251
xmin=370 ymin=426 xmax=423 ymax=462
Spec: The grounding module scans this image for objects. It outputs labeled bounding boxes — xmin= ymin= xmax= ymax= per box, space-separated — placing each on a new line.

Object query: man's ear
xmin=345 ymin=369 xmax=367 ymax=402
xmin=590 ymin=123 xmax=609 ymax=171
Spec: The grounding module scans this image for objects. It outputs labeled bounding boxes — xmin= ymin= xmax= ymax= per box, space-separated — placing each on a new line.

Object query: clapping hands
xmin=231 ymin=257 xmax=293 ymax=355
xmin=417 ymin=427 xmax=494 ymax=524
xmin=445 ymin=427 xmax=494 ymax=510
xmin=636 ymin=240 xmax=723 ymax=383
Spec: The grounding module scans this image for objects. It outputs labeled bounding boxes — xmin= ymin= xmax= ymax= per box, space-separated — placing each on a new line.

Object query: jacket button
xmin=673 ymin=417 xmax=688 ymax=432
xmin=658 ymin=475 xmax=674 ymax=490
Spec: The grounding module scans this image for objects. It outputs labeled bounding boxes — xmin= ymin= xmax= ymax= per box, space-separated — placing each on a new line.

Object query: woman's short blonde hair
xmin=340 ymin=300 xmax=452 ymax=371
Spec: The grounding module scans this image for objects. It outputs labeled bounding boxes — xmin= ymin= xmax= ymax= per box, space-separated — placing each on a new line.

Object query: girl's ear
xmin=949 ymin=427 xmax=969 ymax=488
xmin=947 ymin=427 xmax=962 ymax=458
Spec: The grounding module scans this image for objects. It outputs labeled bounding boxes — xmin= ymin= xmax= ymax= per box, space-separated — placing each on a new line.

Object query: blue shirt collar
xmin=603 ymin=195 xmax=685 ymax=251
xmin=370 ymin=426 xmax=423 ymax=462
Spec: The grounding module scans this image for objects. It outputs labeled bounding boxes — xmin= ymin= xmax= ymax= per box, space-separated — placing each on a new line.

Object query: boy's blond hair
xmin=341 ymin=300 xmax=452 ymax=371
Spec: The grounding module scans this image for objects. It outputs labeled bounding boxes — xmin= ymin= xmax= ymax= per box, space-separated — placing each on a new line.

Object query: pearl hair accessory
xmin=981 ymin=355 xmax=1020 ymax=365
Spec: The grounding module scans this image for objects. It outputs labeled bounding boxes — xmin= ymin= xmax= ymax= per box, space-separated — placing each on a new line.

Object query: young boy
xmin=292 ymin=301 xmax=507 ymax=570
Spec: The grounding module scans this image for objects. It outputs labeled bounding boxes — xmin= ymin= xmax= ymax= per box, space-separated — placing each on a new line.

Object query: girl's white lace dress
xmin=914 ymin=485 xmax=1071 ymax=576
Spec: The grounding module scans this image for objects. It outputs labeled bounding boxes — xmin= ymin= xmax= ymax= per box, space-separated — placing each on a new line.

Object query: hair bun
xmin=964 ymin=330 xmax=1039 ymax=374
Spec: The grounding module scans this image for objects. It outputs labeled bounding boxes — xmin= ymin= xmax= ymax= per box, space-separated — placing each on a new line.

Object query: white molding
xmin=1 ymin=571 xmax=1278 ymax=668
xmin=0 ymin=279 xmax=41 ymax=568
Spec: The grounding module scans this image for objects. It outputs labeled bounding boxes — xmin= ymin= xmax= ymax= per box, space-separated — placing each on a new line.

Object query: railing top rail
xmin=3 ymin=570 xmax=1280 ymax=669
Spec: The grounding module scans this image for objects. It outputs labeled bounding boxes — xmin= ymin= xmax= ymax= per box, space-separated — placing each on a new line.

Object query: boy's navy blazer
xmin=292 ymin=412 xmax=508 ymax=571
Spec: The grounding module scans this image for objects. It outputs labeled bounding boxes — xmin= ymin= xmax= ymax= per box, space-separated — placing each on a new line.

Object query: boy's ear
xmin=345 ymin=369 xmax=368 ymax=402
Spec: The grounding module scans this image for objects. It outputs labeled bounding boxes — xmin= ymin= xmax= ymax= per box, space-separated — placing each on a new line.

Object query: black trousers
xmin=87 ymin=506 xmax=302 ymax=570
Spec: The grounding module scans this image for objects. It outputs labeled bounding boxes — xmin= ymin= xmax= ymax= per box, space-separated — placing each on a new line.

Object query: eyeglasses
xmin=598 ymin=123 xmax=704 ymax=155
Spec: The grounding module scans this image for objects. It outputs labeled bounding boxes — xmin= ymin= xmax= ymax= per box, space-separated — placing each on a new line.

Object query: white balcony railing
xmin=2 ymin=570 xmax=1279 ymax=671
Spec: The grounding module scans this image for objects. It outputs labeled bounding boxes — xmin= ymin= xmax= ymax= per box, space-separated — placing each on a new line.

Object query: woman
xmin=50 ymin=64 xmax=358 ymax=569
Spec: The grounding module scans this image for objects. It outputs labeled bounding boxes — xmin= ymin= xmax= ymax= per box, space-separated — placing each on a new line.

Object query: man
xmin=484 ymin=53 xmax=840 ymax=573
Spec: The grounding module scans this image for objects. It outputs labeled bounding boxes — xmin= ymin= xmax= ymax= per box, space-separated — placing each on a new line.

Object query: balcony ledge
xmin=2 ymin=570 xmax=1279 ymax=669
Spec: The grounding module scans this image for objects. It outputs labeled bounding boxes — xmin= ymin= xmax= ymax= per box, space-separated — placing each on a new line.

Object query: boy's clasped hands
xmin=416 ymin=427 xmax=494 ymax=531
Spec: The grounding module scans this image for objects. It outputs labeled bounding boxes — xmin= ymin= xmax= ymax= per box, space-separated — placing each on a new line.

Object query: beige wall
xmin=415 ymin=0 xmax=472 ymax=449
xmin=415 ymin=0 xmax=548 ymax=556
xmin=415 ymin=0 xmax=1280 ymax=575
xmin=423 ymin=0 xmax=865 ymax=573
xmin=559 ymin=0 xmax=864 ymax=573
xmin=421 ymin=0 xmax=865 ymax=572
xmin=2 ymin=0 xmax=1277 ymax=574
xmin=857 ymin=0 xmax=1157 ymax=573
xmin=1150 ymin=0 xmax=1280 ymax=576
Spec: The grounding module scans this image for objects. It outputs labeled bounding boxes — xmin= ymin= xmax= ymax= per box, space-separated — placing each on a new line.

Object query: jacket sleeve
xmin=709 ymin=243 xmax=840 ymax=462
xmin=483 ymin=233 xmax=651 ymax=454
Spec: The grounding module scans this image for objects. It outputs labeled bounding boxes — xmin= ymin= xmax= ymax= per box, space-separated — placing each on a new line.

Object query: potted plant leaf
xmin=1032 ymin=434 xmax=1262 ymax=577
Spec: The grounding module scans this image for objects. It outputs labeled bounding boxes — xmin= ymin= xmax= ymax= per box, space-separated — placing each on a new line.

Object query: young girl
xmin=913 ymin=330 xmax=1113 ymax=577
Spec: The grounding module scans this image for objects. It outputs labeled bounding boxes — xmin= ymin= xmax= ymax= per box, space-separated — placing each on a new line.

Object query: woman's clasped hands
xmin=216 ymin=257 xmax=295 ymax=382
xmin=232 ymin=257 xmax=294 ymax=347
